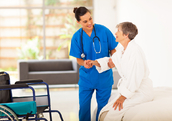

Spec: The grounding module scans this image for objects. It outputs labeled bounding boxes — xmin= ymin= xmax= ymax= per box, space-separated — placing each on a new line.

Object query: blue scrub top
xmin=70 ymin=24 xmax=118 ymax=89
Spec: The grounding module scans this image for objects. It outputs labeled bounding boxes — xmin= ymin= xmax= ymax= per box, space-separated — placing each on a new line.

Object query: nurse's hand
xmin=84 ymin=60 xmax=93 ymax=69
xmin=90 ymin=60 xmax=100 ymax=67
xmin=108 ymin=58 xmax=115 ymax=68
xmin=113 ymin=95 xmax=126 ymax=111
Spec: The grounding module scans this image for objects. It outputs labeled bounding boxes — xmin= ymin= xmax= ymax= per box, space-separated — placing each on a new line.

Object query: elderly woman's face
xmin=77 ymin=12 xmax=93 ymax=31
xmin=115 ymin=27 xmax=125 ymax=42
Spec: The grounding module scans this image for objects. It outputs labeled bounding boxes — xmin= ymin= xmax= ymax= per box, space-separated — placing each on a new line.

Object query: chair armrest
xmin=72 ymin=59 xmax=80 ymax=81
xmin=18 ymin=61 xmax=29 ymax=80
xmin=72 ymin=59 xmax=77 ymax=71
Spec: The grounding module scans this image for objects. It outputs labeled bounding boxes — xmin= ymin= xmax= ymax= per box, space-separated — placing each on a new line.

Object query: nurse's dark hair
xmin=116 ymin=22 xmax=138 ymax=40
xmin=73 ymin=7 xmax=90 ymax=21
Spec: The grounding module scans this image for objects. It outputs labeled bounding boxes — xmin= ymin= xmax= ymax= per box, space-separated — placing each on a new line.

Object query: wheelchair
xmin=0 ymin=71 xmax=64 ymax=121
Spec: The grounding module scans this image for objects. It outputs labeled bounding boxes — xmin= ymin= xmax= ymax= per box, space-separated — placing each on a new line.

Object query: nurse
xmin=69 ymin=7 xmax=118 ymax=121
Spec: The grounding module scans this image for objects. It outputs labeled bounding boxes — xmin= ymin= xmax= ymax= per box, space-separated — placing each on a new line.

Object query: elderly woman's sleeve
xmin=95 ymin=57 xmax=110 ymax=73
xmin=95 ymin=52 xmax=118 ymax=73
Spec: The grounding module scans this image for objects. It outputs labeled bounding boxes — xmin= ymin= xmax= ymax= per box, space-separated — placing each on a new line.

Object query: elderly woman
xmin=90 ymin=22 xmax=154 ymax=121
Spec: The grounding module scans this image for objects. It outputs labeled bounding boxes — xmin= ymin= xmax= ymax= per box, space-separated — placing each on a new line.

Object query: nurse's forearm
xmin=77 ymin=58 xmax=93 ymax=69
xmin=76 ymin=58 xmax=84 ymax=66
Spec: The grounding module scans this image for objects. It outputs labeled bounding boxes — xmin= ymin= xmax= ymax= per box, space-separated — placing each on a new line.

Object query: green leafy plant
xmin=45 ymin=0 xmax=60 ymax=6
xmin=58 ymin=15 xmax=81 ymax=59
xmin=0 ymin=67 xmax=17 ymax=71
xmin=17 ymin=36 xmax=43 ymax=60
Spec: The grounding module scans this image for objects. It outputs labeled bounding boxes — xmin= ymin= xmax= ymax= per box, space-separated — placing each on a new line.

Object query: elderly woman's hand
xmin=108 ymin=58 xmax=115 ymax=68
xmin=113 ymin=95 xmax=126 ymax=111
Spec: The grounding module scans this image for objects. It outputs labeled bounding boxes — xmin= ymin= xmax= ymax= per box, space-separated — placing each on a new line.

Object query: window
xmin=0 ymin=0 xmax=93 ymax=72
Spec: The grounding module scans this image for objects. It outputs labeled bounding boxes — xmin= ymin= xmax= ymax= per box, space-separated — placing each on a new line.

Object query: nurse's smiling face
xmin=77 ymin=12 xmax=93 ymax=32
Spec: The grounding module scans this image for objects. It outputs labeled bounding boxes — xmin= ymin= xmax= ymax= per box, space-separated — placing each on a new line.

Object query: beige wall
xmin=94 ymin=0 xmax=172 ymax=87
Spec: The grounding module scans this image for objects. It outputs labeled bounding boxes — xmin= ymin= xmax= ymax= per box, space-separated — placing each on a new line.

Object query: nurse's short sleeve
xmin=105 ymin=28 xmax=118 ymax=50
xmin=69 ymin=32 xmax=82 ymax=58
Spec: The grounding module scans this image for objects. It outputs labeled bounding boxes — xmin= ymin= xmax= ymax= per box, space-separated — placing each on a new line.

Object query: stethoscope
xmin=81 ymin=25 xmax=101 ymax=58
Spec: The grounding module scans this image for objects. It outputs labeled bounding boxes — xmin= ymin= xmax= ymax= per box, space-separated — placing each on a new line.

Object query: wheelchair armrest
xmin=15 ymin=79 xmax=43 ymax=84
xmin=0 ymin=84 xmax=28 ymax=90
xmin=0 ymin=83 xmax=36 ymax=101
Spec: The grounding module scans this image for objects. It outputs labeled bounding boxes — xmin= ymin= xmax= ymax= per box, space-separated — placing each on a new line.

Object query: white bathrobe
xmin=96 ymin=41 xmax=154 ymax=121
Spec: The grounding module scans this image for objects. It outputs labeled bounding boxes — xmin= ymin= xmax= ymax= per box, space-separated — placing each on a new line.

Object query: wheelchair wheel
xmin=0 ymin=105 xmax=19 ymax=121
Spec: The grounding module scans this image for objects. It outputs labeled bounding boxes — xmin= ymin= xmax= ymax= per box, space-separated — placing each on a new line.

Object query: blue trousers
xmin=79 ymin=86 xmax=112 ymax=121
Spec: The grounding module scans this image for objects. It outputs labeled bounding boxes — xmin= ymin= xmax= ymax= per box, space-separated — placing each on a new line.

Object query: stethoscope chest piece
xmin=81 ymin=53 xmax=85 ymax=58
